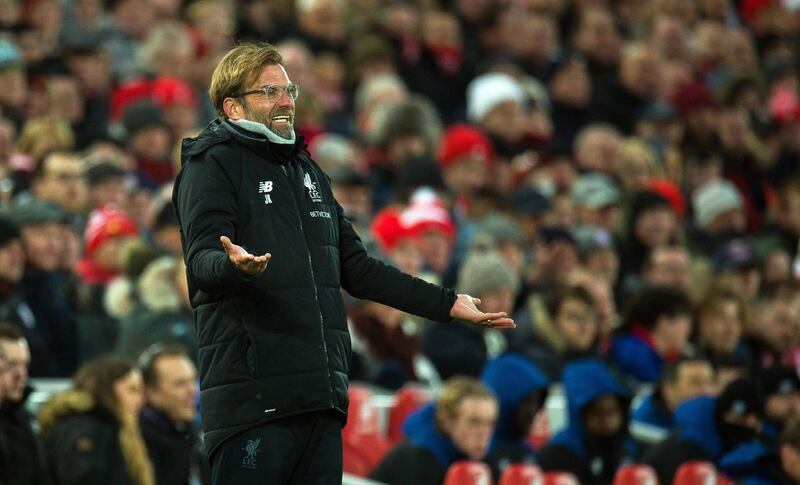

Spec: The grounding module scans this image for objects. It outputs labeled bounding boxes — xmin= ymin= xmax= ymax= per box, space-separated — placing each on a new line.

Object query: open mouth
xmin=272 ymin=115 xmax=293 ymax=124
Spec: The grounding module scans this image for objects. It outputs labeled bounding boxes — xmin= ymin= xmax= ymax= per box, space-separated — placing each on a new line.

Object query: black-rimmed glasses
xmin=236 ymin=83 xmax=300 ymax=102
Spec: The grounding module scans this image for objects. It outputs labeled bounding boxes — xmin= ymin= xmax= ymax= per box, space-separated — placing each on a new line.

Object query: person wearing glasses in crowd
xmin=172 ymin=42 xmax=515 ymax=485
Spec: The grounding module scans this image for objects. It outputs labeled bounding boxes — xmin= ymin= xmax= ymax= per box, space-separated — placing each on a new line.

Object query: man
xmin=172 ymin=42 xmax=513 ymax=484
xmin=779 ymin=418 xmax=800 ymax=482
xmin=6 ymin=198 xmax=79 ymax=376
xmin=0 ymin=323 xmax=47 ymax=484
xmin=571 ymin=172 xmax=622 ymax=234
xmin=538 ymin=358 xmax=633 ymax=485
xmin=643 ymin=245 xmax=692 ymax=292
xmin=370 ymin=376 xmax=498 ymax=485
xmin=630 ymin=357 xmax=715 ymax=446
xmin=28 ymin=151 xmax=88 ymax=221
xmin=139 ymin=343 xmax=209 ymax=485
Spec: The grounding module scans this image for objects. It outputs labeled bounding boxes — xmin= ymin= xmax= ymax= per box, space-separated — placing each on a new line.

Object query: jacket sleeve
xmin=335 ymin=200 xmax=457 ymax=322
xmin=173 ymin=152 xmax=256 ymax=293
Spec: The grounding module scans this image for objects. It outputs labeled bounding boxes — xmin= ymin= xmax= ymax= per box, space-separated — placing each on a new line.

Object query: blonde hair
xmin=16 ymin=116 xmax=75 ymax=161
xmin=208 ymin=42 xmax=284 ymax=119
xmin=435 ymin=376 xmax=495 ymax=429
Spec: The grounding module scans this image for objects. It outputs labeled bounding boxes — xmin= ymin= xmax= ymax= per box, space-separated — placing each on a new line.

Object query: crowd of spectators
xmin=1 ymin=0 xmax=800 ymax=483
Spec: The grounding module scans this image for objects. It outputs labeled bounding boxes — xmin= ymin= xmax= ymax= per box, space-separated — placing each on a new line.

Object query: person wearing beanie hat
xmin=85 ymin=161 xmax=129 ymax=211
xmin=759 ymin=366 xmax=800 ymax=442
xmin=481 ymin=353 xmax=549 ymax=479
xmin=401 ymin=189 xmax=457 ymax=277
xmin=710 ymin=238 xmax=761 ymax=302
xmin=150 ymin=76 xmax=200 ymax=138
xmin=716 ymin=377 xmax=763 ymax=453
xmin=76 ymin=207 xmax=139 ymax=287
xmin=437 ymin=124 xmax=494 ymax=199
xmin=572 ymin=173 xmax=622 ymax=234
xmin=370 ymin=207 xmax=422 ymax=276
xmin=693 ymin=180 xmax=746 ymax=234
xmin=121 ymin=100 xmax=174 ymax=189
xmin=467 ymin=73 xmax=526 ymax=125
xmin=422 ymin=250 xmax=519 ymax=380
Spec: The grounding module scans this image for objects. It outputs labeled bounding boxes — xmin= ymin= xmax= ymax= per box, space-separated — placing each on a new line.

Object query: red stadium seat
xmin=542 ymin=472 xmax=580 ymax=485
xmin=673 ymin=461 xmax=719 ymax=485
xmin=444 ymin=460 xmax=493 ymax=485
xmin=613 ymin=464 xmax=659 ymax=485
xmin=499 ymin=463 xmax=543 ymax=485
xmin=388 ymin=385 xmax=431 ymax=444
xmin=342 ymin=386 xmax=391 ymax=477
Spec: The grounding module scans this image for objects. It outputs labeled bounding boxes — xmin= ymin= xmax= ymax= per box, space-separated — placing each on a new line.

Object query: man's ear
xmin=223 ymin=98 xmax=242 ymax=120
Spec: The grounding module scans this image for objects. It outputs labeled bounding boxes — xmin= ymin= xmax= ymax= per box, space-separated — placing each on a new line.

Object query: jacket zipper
xmin=282 ymin=163 xmax=336 ymax=407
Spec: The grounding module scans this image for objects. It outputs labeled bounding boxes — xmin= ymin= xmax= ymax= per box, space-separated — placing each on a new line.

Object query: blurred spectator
xmin=38 ymin=356 xmax=154 ymax=485
xmin=0 ymin=39 xmax=27 ymax=129
xmin=510 ymin=285 xmax=598 ymax=381
xmin=538 ymin=358 xmax=633 ymax=485
xmin=422 ymin=249 xmax=517 ymax=380
xmin=571 ymin=172 xmax=622 ymax=234
xmin=28 ymin=152 xmax=88 ymax=222
xmin=694 ymin=287 xmax=750 ymax=366
xmin=6 ymin=198 xmax=78 ymax=376
xmin=76 ymin=207 xmax=139 ymax=361
xmin=437 ymin=124 xmax=493 ymax=202
xmin=400 ymin=189 xmax=456 ymax=279
xmin=0 ymin=323 xmax=47 ymax=485
xmin=121 ymin=101 xmax=175 ymax=189
xmin=85 ymin=161 xmax=129 ymax=211
xmin=525 ymin=226 xmax=579 ymax=290
xmin=779 ymin=418 xmax=800 ymax=482
xmin=629 ymin=356 xmax=715 ymax=446
xmin=292 ymin=0 xmax=347 ymax=55
xmin=758 ymin=366 xmax=800 ymax=444
xmin=509 ymin=187 xmax=552 ymax=246
xmin=138 ymin=344 xmax=208 ymax=485
xmin=112 ymin=256 xmax=196 ymax=364
xmin=573 ymin=123 xmax=622 ymax=175
xmin=466 ymin=72 xmax=529 ymax=163
xmin=370 ymin=376 xmax=498 ymax=485
xmin=619 ymin=190 xmax=679 ymax=285
xmin=711 ymin=238 xmax=761 ymax=302
xmin=642 ymin=245 xmax=692 ymax=293
xmin=611 ymin=286 xmax=692 ymax=384
xmin=150 ymin=198 xmax=181 ymax=257
xmin=481 ymin=353 xmax=549 ymax=480
xmin=547 ymin=54 xmax=592 ymax=155
xmin=748 ymin=284 xmax=800 ymax=372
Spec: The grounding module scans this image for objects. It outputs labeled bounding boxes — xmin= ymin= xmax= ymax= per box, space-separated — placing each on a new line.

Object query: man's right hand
xmin=220 ymin=236 xmax=271 ymax=275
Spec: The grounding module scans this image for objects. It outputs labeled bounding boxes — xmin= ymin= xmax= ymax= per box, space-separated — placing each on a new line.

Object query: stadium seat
xmin=672 ymin=461 xmax=719 ymax=484
xmin=342 ymin=386 xmax=391 ymax=477
xmin=499 ymin=463 xmax=543 ymax=485
xmin=388 ymin=384 xmax=431 ymax=444
xmin=613 ymin=464 xmax=658 ymax=485
xmin=444 ymin=460 xmax=493 ymax=485
xmin=542 ymin=471 xmax=580 ymax=485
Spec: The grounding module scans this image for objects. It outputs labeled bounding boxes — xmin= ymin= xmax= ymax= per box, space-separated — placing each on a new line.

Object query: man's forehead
xmin=0 ymin=338 xmax=29 ymax=356
xmin=252 ymin=64 xmax=291 ymax=87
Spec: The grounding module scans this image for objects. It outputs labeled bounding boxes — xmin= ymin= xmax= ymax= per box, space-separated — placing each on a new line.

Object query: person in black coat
xmin=0 ymin=324 xmax=48 ymax=485
xmin=173 ymin=42 xmax=514 ymax=484
xmin=139 ymin=344 xmax=209 ymax=485
xmin=38 ymin=357 xmax=154 ymax=485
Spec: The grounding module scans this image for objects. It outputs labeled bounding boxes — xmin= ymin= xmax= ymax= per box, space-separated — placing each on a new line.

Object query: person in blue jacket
xmin=630 ymin=356 xmax=715 ymax=447
xmin=537 ymin=358 xmax=634 ymax=485
xmin=370 ymin=376 xmax=498 ymax=485
xmin=644 ymin=396 xmax=723 ymax=484
xmin=610 ymin=285 xmax=692 ymax=384
xmin=481 ymin=352 xmax=549 ymax=479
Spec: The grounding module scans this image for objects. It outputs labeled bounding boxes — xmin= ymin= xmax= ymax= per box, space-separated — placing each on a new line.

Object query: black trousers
xmin=211 ymin=411 xmax=344 ymax=485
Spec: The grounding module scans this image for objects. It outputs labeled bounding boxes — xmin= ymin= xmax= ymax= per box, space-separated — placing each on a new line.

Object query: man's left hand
xmin=449 ymin=294 xmax=516 ymax=329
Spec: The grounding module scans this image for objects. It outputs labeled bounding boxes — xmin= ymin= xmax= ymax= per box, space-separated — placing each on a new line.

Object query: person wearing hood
xmin=39 ymin=356 xmax=154 ymax=485
xmin=537 ymin=358 xmax=633 ymax=485
xmin=481 ymin=352 xmax=549 ymax=480
xmin=630 ymin=356 xmax=715 ymax=448
xmin=370 ymin=376 xmax=498 ymax=485
xmin=644 ymin=378 xmax=764 ymax=484
xmin=758 ymin=366 xmax=800 ymax=444
xmin=610 ymin=285 xmax=693 ymax=384
xmin=172 ymin=42 xmax=513 ymax=484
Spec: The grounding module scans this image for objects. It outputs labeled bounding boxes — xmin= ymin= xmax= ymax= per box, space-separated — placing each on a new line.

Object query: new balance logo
xmin=259 ymin=181 xmax=273 ymax=205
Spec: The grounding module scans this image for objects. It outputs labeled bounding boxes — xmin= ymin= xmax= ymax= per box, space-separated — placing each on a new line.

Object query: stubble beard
xmin=243 ymin=102 xmax=295 ymax=140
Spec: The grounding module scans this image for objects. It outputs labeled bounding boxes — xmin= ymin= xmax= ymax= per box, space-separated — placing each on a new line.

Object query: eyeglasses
xmin=236 ymin=83 xmax=300 ymax=102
